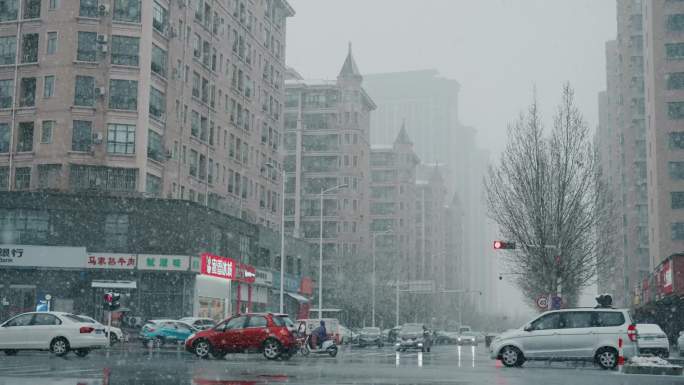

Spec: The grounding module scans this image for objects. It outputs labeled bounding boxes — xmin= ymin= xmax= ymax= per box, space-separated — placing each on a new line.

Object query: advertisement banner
xmin=86 ymin=253 xmax=136 ymax=269
xmin=200 ymin=253 xmax=236 ymax=280
xmin=663 ymin=259 xmax=674 ymax=295
xmin=0 ymin=245 xmax=86 ymax=268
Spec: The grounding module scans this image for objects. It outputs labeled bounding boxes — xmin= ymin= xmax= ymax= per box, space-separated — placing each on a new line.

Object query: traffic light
xmin=103 ymin=292 xmax=121 ymax=311
xmin=493 ymin=240 xmax=516 ymax=250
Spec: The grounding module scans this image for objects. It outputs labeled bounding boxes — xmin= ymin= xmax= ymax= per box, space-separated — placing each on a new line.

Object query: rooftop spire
xmin=394 ymin=119 xmax=413 ymax=145
xmin=338 ymin=41 xmax=362 ymax=79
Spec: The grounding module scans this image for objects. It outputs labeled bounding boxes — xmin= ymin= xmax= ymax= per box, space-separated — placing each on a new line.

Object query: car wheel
xmin=50 ymin=337 xmax=70 ymax=357
xmin=500 ymin=345 xmax=524 ymax=367
xmin=595 ymin=347 xmax=618 ymax=370
xmin=4 ymin=350 xmax=17 ymax=356
xmin=300 ymin=344 xmax=310 ymax=356
xmin=427 ymin=347 xmax=431 ymax=353
xmin=262 ymin=338 xmax=282 ymax=360
xmin=421 ymin=347 xmax=425 ymax=353
xmin=153 ymin=337 xmax=165 ymax=348
xmin=109 ymin=333 xmax=118 ymax=345
xmin=75 ymin=349 xmax=90 ymax=357
xmin=193 ymin=339 xmax=212 ymax=359
xmin=211 ymin=349 xmax=227 ymax=359
xmin=328 ymin=346 xmax=338 ymax=357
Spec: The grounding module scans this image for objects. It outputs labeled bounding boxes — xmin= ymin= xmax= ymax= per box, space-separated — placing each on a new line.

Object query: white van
xmin=490 ymin=308 xmax=638 ymax=369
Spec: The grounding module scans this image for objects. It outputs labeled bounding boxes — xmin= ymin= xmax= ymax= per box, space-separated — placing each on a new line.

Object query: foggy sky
xmin=285 ymin=0 xmax=616 ymax=154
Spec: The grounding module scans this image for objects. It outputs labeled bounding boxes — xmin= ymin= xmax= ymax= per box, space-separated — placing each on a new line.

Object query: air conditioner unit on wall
xmin=92 ymin=133 xmax=103 ymax=144
xmin=99 ymin=4 xmax=110 ymax=15
xmin=96 ymin=87 xmax=106 ymax=97
xmin=97 ymin=34 xmax=108 ymax=44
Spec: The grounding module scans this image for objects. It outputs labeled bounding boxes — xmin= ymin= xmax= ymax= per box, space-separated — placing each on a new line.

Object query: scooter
xmin=300 ymin=334 xmax=338 ymax=357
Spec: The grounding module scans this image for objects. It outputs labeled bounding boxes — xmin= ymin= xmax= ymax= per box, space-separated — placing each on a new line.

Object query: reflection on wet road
xmin=0 ymin=344 xmax=682 ymax=384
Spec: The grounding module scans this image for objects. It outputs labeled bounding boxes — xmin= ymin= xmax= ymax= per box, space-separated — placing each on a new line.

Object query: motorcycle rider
xmin=311 ymin=320 xmax=327 ymax=348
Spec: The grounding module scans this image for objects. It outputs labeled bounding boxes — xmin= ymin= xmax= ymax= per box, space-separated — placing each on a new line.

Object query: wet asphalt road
xmin=0 ymin=343 xmax=682 ymax=385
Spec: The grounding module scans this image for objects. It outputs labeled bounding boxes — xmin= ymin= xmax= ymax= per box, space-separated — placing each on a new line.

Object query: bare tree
xmin=485 ymin=84 xmax=609 ymax=307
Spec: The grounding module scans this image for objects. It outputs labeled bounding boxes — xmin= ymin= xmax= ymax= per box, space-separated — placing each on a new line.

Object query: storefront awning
xmin=286 ymin=292 xmax=310 ymax=303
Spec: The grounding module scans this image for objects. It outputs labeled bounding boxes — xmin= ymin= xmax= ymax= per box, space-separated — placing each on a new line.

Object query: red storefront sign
xmin=300 ymin=276 xmax=314 ymax=296
xmin=200 ymin=253 xmax=236 ymax=280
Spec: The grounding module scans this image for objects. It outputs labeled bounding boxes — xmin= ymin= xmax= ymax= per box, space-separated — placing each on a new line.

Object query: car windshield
xmin=401 ymin=325 xmax=423 ymax=334
xmin=361 ymin=327 xmax=380 ymax=334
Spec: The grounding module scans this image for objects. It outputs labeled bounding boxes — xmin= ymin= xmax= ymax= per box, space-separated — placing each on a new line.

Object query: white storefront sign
xmin=137 ymin=254 xmax=190 ymax=271
xmin=0 ymin=244 xmax=86 ymax=268
xmin=86 ymin=253 xmax=137 ymax=269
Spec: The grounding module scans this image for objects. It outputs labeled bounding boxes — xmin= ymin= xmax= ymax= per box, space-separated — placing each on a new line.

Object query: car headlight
xmin=417 ymin=343 xmax=423 ymax=347
xmin=458 ymin=337 xmax=461 ymax=341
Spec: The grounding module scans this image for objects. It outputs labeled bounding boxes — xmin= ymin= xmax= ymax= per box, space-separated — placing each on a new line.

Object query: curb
xmin=622 ymin=365 xmax=683 ymax=376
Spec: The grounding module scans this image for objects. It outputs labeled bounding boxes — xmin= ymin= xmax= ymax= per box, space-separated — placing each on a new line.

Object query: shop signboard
xmin=236 ymin=262 xmax=256 ymax=284
xmin=663 ymin=259 xmax=673 ymax=295
xmin=137 ymin=255 xmax=189 ymax=271
xmin=272 ymin=272 xmax=300 ymax=293
xmin=200 ymin=253 xmax=236 ymax=280
xmin=0 ymin=244 xmax=85 ymax=268
xmin=86 ymin=253 xmax=136 ymax=269
xmin=255 ymin=269 xmax=273 ymax=286
xmin=300 ymin=277 xmax=314 ymax=296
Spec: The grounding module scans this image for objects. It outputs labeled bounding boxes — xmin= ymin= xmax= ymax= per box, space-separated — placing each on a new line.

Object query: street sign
xmin=536 ymin=295 xmax=548 ymax=309
xmin=551 ymin=296 xmax=562 ymax=310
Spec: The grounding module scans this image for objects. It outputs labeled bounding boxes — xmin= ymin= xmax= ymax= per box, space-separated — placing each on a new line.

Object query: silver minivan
xmin=490 ymin=308 xmax=638 ymax=369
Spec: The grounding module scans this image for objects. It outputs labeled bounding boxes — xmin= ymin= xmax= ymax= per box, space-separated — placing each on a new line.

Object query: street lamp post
xmin=371 ymin=229 xmax=393 ymax=328
xmin=266 ymin=162 xmax=287 ymax=314
xmin=318 ymin=184 xmax=348 ymax=319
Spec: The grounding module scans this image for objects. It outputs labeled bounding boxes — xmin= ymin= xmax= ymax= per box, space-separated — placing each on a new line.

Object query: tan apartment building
xmin=644 ymin=0 xmax=684 ymax=268
xmin=0 ymin=0 xmax=293 ymax=230
xmin=369 ymin=124 xmax=418 ymax=326
xmin=283 ymin=47 xmax=376 ymax=318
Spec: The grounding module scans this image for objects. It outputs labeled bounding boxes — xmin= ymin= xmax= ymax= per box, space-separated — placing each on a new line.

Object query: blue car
xmin=140 ymin=320 xmax=198 ymax=348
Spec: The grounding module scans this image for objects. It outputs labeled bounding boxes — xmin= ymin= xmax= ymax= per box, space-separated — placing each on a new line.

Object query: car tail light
xmin=80 ymin=326 xmax=95 ymax=334
xmin=627 ymin=324 xmax=637 ymax=342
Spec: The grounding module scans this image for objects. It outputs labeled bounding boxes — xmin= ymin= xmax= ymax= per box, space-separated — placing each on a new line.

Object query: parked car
xmin=396 ymin=323 xmax=432 ymax=352
xmin=458 ymin=331 xmax=478 ymax=345
xmin=433 ymin=330 xmax=458 ymax=345
xmin=178 ymin=317 xmax=216 ymax=331
xmin=489 ymin=307 xmax=639 ymax=369
xmin=0 ymin=312 xmax=107 ymax=357
xmin=140 ymin=319 xmax=198 ymax=347
xmin=637 ymin=323 xmax=669 ymax=358
xmin=339 ymin=325 xmax=353 ymax=344
xmin=76 ymin=315 xmax=126 ymax=344
xmin=358 ymin=327 xmax=383 ymax=347
xmin=185 ymin=313 xmax=297 ymax=360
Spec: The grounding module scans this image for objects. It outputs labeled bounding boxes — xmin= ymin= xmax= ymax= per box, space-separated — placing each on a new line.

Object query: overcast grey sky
xmin=286 ymin=0 xmax=616 ymax=154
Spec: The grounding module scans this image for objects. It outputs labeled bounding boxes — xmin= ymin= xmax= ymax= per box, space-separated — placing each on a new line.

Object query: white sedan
xmin=0 ymin=312 xmax=107 ymax=357
xmin=77 ymin=315 xmax=126 ymax=344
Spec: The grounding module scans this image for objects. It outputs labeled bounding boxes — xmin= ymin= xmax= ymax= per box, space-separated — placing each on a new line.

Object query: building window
xmin=189 ymin=149 xmax=198 ymax=176
xmin=14 ymin=167 xmax=30 ymax=190
xmin=109 ymin=79 xmax=137 ymax=110
xmin=72 ymin=120 xmax=92 ymax=151
xmin=151 ymin=44 xmax=167 ymax=77
xmin=21 ymin=33 xmax=38 ymax=63
xmin=0 ymin=123 xmax=7 ymax=152
xmin=0 ymin=36 xmax=16 ymax=64
xmin=49 ymin=0 xmax=58 ymax=10
xmin=192 ymin=72 xmax=200 ymax=98
xmin=667 ymin=43 xmax=684 ymax=60
xmin=0 ymin=79 xmax=12 ymax=108
xmin=668 ymin=14 xmax=684 ymax=32
xmin=670 ymin=132 xmax=684 ymax=149
xmin=146 ymin=173 xmax=162 ymax=196
xmin=107 ymin=123 xmax=135 ymax=154
xmin=69 ymin=164 xmax=137 ymax=192
xmin=74 ymin=75 xmax=95 ymax=106
xmin=668 ymin=102 xmax=684 ymax=119
xmin=43 ymin=75 xmax=54 ymax=98
xmin=670 ymin=161 xmax=684 ymax=180
xmin=152 ymin=1 xmax=168 ymax=34
xmin=16 ymin=122 xmax=33 ymax=152
xmin=0 ymin=0 xmax=18 ymax=21
xmin=77 ymin=31 xmax=97 ymax=62
xmin=46 ymin=32 xmax=57 ymax=55
xmin=37 ymin=164 xmax=60 ymax=189
xmin=41 ymin=120 xmax=54 ymax=143
xmin=19 ymin=77 xmax=35 ymax=107
xmin=104 ymin=214 xmax=129 ymax=250
xmin=111 ymin=35 xmax=139 ymax=66
xmin=149 ymin=87 xmax=165 ymax=121
xmin=147 ymin=129 xmax=163 ymax=162
xmin=23 ymin=0 xmax=40 ymax=19
xmin=113 ymin=0 xmax=141 ymax=23
xmin=79 ymin=0 xmax=98 ymax=17
xmin=0 ymin=209 xmax=50 ymax=243
xmin=0 ymin=166 xmax=8 ymax=190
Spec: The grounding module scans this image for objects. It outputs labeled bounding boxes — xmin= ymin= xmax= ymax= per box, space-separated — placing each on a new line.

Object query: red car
xmin=185 ymin=313 xmax=297 ymax=360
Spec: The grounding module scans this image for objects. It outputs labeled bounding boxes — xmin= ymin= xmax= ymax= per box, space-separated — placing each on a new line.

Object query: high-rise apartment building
xmin=644 ymin=0 xmax=684 ymax=268
xmin=369 ymin=125 xmax=418 ymax=325
xmin=283 ymin=46 xmax=376 ymax=316
xmin=0 ymin=0 xmax=293 ymax=229
xmin=597 ymin=0 xmax=649 ymax=306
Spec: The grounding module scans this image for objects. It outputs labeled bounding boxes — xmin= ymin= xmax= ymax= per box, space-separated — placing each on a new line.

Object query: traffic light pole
xmin=107 ymin=310 xmax=112 ymax=348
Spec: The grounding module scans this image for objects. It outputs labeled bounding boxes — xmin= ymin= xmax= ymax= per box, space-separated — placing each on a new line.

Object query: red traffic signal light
xmin=493 ymin=241 xmax=516 ymax=250
xmin=103 ymin=293 xmax=113 ymax=303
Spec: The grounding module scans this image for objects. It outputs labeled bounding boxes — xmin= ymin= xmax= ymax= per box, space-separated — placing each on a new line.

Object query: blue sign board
xmin=271 ymin=271 xmax=301 ymax=293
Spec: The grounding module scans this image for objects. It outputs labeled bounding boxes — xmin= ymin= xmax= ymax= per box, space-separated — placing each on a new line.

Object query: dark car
xmin=358 ymin=327 xmax=383 ymax=347
xmin=396 ymin=323 xmax=432 ymax=352
xmin=185 ymin=313 xmax=296 ymax=360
